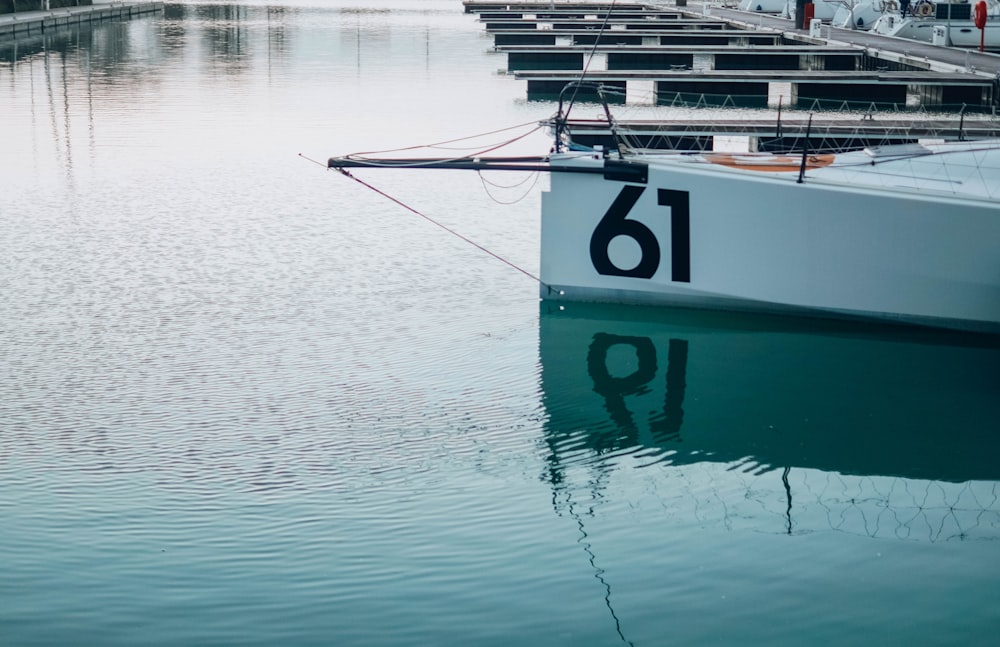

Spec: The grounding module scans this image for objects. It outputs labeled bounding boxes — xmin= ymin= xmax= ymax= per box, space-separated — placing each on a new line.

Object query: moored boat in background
xmin=736 ymin=0 xmax=791 ymax=12
xmin=831 ymin=0 xmax=894 ymax=29
xmin=870 ymin=0 xmax=1000 ymax=50
xmin=785 ymin=0 xmax=844 ymax=22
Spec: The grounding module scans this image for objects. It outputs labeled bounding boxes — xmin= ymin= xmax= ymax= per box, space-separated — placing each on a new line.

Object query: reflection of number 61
xmin=589 ymin=185 xmax=691 ymax=283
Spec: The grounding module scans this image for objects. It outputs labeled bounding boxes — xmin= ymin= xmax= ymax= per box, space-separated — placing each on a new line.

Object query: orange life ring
xmin=974 ymin=0 xmax=988 ymax=29
xmin=917 ymin=2 xmax=933 ymax=16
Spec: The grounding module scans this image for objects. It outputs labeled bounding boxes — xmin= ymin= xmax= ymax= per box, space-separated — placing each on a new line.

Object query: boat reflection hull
xmin=539 ymin=302 xmax=1000 ymax=482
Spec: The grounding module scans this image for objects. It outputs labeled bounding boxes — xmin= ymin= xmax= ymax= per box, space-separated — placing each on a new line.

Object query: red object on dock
xmin=975 ymin=0 xmax=987 ymax=52
xmin=803 ymin=3 xmax=815 ymax=24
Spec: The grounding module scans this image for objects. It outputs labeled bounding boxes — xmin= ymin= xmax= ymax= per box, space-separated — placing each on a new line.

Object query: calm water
xmin=3 ymin=2 xmax=1000 ymax=645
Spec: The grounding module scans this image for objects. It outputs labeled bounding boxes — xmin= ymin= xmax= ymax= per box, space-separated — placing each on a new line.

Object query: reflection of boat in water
xmin=539 ymin=301 xmax=1000 ymax=484
xmin=540 ymin=303 xmax=1000 ymax=638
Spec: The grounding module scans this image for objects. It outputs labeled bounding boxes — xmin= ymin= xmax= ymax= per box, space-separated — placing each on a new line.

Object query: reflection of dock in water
xmin=539 ymin=302 xmax=1000 ymax=541
xmin=0 ymin=2 xmax=164 ymax=40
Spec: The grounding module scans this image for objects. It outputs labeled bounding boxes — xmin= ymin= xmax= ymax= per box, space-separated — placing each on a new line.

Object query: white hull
xmin=945 ymin=22 xmax=1000 ymax=46
xmin=787 ymin=0 xmax=843 ymax=20
xmin=872 ymin=16 xmax=1000 ymax=45
xmin=740 ymin=0 xmax=842 ymax=19
xmin=871 ymin=1 xmax=1000 ymax=48
xmin=540 ymin=143 xmax=1000 ymax=333
xmin=737 ymin=0 xmax=790 ymax=12
xmin=831 ymin=0 xmax=890 ymax=29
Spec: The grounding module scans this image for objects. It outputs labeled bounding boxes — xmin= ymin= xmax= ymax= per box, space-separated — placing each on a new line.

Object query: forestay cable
xmin=564 ymin=0 xmax=620 ymax=114
xmin=302 ymin=154 xmax=551 ymax=291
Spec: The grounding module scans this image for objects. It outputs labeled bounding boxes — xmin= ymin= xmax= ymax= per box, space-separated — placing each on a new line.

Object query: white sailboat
xmin=831 ymin=0 xmax=895 ymax=29
xmin=329 ymin=86 xmax=1000 ymax=334
xmin=870 ymin=0 xmax=1000 ymax=50
xmin=736 ymin=0 xmax=791 ymax=12
xmin=785 ymin=0 xmax=847 ymax=21
xmin=739 ymin=0 xmax=846 ymax=21
xmin=534 ymin=138 xmax=1000 ymax=333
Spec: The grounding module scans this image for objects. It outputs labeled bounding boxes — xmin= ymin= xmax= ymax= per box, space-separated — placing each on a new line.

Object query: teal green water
xmin=2 ymin=2 xmax=999 ymax=645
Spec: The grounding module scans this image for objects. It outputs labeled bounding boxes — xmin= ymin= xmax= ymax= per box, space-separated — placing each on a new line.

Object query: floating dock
xmin=501 ymin=44 xmax=863 ymax=73
xmin=467 ymin=0 xmax=1000 ymax=113
xmin=465 ymin=1 xmax=658 ymax=13
xmin=562 ymin=116 xmax=1000 ymax=151
xmin=517 ymin=68 xmax=992 ymax=109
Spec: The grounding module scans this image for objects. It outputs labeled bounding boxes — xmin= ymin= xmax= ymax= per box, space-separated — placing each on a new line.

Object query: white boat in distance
xmin=736 ymin=0 xmax=791 ymax=13
xmin=786 ymin=0 xmax=845 ymax=21
xmin=738 ymin=0 xmax=842 ymax=21
xmin=871 ymin=0 xmax=1000 ymax=49
xmin=832 ymin=0 xmax=894 ymax=29
xmin=329 ymin=89 xmax=1000 ymax=334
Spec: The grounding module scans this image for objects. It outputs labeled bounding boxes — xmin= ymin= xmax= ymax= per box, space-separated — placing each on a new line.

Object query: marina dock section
xmin=517 ymin=67 xmax=993 ymax=109
xmin=466 ymin=0 xmax=1000 ymax=115
xmin=0 ymin=1 xmax=162 ymax=39
xmin=559 ymin=115 xmax=1000 ymax=152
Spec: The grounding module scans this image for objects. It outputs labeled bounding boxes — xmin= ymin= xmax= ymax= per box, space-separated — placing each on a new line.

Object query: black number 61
xmin=588 ymin=186 xmax=690 ymax=283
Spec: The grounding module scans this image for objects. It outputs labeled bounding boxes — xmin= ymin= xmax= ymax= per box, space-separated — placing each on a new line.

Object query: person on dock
xmin=899 ymin=0 xmax=911 ymax=17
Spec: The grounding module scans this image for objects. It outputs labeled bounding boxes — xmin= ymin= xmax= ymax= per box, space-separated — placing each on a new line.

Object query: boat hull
xmin=540 ymin=153 xmax=1000 ymax=333
xmin=871 ymin=15 xmax=1000 ymax=49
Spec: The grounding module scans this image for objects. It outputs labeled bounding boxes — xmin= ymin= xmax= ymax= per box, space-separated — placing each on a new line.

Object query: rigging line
xmin=347 ymin=120 xmax=546 ymax=158
xmin=478 ymin=169 xmax=541 ymax=205
xmin=477 ymin=168 xmax=539 ymax=189
xmin=435 ymin=124 xmax=548 ymax=158
xmin=563 ymin=490 xmax=635 ymax=647
xmin=782 ymin=466 xmax=793 ymax=536
xmin=345 ymin=125 xmax=548 ymax=168
xmin=565 ymin=0 xmax=619 ymax=114
xmin=301 ymin=154 xmax=548 ymax=289
xmin=422 ymin=124 xmax=550 ymax=153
